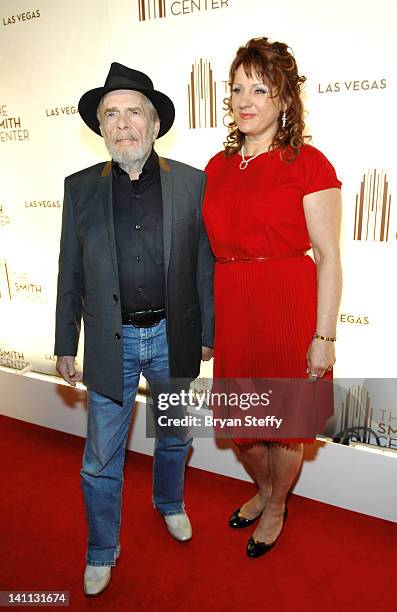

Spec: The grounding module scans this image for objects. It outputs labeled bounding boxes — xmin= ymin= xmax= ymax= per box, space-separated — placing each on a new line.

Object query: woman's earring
xmin=281 ymin=111 xmax=287 ymax=129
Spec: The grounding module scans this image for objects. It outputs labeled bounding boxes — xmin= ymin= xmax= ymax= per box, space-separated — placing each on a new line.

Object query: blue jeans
xmin=81 ymin=319 xmax=193 ymax=566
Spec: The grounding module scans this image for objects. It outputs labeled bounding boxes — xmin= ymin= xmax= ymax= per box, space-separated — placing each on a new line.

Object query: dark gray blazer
xmin=54 ymin=156 xmax=214 ymax=403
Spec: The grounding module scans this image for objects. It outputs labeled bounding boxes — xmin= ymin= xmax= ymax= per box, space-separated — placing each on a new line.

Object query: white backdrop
xmin=1 ymin=0 xmax=396 ymax=447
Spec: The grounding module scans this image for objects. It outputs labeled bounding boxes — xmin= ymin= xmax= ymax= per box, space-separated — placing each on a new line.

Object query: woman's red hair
xmin=224 ymin=37 xmax=309 ymax=160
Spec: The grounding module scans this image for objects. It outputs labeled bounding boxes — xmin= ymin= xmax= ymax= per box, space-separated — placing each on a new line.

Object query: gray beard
xmin=103 ymin=134 xmax=153 ymax=175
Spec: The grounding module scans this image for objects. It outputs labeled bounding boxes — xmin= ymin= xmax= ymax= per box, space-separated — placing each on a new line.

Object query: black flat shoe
xmin=229 ymin=508 xmax=262 ymax=529
xmin=246 ymin=506 xmax=288 ymax=558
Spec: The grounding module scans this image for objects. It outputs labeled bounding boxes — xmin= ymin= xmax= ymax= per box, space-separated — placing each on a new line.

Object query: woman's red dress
xmin=203 ymin=144 xmax=341 ymax=446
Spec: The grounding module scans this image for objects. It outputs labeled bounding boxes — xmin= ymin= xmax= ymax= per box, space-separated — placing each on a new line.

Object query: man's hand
xmin=201 ymin=346 xmax=214 ymax=361
xmin=56 ymin=356 xmax=82 ymax=387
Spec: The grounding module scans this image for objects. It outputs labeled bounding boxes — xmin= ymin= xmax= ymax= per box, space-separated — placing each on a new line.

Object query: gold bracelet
xmin=313 ymin=333 xmax=336 ymax=342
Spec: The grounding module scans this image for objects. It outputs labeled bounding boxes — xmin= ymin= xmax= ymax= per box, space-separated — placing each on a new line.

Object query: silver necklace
xmin=239 ymin=145 xmax=269 ymax=170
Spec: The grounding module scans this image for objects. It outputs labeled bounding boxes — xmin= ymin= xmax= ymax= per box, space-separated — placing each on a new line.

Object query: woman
xmin=203 ymin=37 xmax=342 ymax=558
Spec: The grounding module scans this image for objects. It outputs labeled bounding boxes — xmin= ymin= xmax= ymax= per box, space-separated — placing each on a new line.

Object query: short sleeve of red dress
xmin=300 ymin=145 xmax=342 ymax=195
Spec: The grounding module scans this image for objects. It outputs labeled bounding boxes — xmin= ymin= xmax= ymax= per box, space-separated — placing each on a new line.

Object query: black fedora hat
xmin=78 ymin=62 xmax=175 ymax=138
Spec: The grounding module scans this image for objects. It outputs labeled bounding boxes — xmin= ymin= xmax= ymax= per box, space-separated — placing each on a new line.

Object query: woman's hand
xmin=306 ymin=338 xmax=335 ymax=380
xmin=303 ymin=187 xmax=341 ymax=382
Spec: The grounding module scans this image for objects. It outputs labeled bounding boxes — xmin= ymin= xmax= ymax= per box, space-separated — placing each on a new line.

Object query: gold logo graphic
xmin=0 ymin=260 xmax=47 ymax=303
xmin=138 ymin=0 xmax=166 ymax=21
xmin=340 ymin=385 xmax=372 ymax=434
xmin=0 ymin=202 xmax=11 ymax=226
xmin=0 ymin=342 xmax=30 ymax=371
xmin=0 ymin=258 xmax=12 ymax=302
xmin=188 ymin=59 xmax=217 ymax=129
xmin=354 ymin=170 xmax=392 ymax=241
xmin=334 ymin=384 xmax=397 ymax=448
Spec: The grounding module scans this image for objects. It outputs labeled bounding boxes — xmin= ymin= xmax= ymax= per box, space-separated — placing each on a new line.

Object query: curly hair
xmin=224 ymin=37 xmax=309 ymax=160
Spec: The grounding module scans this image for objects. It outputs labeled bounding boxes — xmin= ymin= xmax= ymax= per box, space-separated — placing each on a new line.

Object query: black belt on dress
xmin=215 ymin=251 xmax=307 ymax=263
xmin=122 ymin=308 xmax=165 ymax=328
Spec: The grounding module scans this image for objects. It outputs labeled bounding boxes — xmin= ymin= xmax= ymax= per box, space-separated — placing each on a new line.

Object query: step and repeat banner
xmin=1 ymin=0 xmax=396 ymax=448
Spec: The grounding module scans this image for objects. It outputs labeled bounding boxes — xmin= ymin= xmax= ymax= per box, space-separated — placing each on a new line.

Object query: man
xmin=55 ymin=63 xmax=214 ymax=596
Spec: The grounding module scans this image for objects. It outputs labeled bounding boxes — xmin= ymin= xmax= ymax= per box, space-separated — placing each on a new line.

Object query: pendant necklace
xmin=239 ymin=145 xmax=269 ymax=170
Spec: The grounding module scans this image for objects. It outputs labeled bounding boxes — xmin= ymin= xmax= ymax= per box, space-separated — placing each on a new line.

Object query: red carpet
xmin=1 ymin=415 xmax=396 ymax=611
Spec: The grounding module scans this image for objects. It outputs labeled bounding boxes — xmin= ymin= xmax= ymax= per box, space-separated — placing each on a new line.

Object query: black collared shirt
xmin=112 ymin=149 xmax=165 ymax=313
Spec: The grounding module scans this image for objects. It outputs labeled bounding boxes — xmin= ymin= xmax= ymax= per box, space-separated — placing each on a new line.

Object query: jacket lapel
xmin=159 ymin=157 xmax=172 ymax=279
xmin=100 ymin=161 xmax=119 ymax=280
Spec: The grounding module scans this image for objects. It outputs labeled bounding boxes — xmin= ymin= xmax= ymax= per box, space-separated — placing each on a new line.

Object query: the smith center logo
xmin=0 ymin=258 xmax=48 ymax=304
xmin=187 ymin=59 xmax=229 ymax=129
xmin=137 ymin=0 xmax=229 ymax=20
xmin=334 ymin=384 xmax=397 ymax=449
xmin=353 ymin=170 xmax=393 ymax=241
xmin=0 ymin=104 xmax=29 ymax=143
xmin=0 ymin=343 xmax=30 ymax=371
